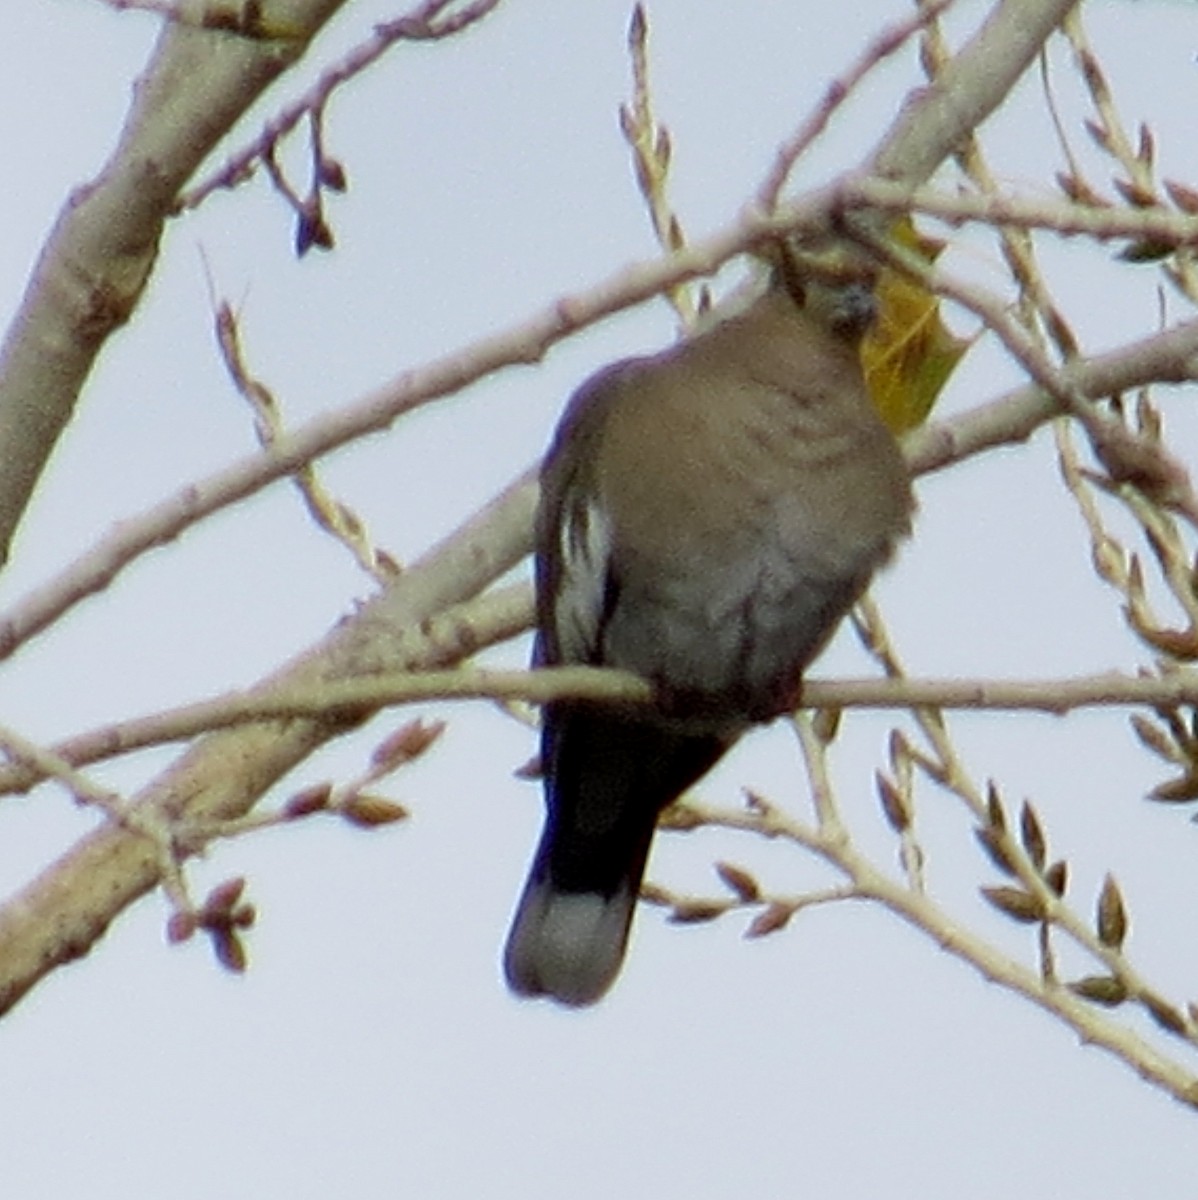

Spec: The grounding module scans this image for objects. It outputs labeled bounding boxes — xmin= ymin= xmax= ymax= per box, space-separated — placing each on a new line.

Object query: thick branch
xmin=0 ymin=471 xmax=534 ymax=1015
xmin=868 ymin=0 xmax=1078 ymax=185
xmin=905 ymin=317 xmax=1198 ymax=475
xmin=0 ymin=0 xmax=348 ymax=566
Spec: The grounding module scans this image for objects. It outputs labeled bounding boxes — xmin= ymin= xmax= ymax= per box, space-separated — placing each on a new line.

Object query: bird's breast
xmin=585 ymin=374 xmax=910 ymax=719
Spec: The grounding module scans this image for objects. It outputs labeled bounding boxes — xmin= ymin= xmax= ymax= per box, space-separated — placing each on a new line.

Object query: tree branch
xmin=0 ymin=0 xmax=352 ymax=567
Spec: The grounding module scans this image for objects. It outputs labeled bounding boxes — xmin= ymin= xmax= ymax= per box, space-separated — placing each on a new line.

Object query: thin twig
xmin=0 ymin=722 xmax=194 ymax=913
xmin=213 ymin=299 xmax=399 ymax=583
xmin=842 ymin=177 xmax=1198 ymax=247
xmin=175 ymin=0 xmax=504 ymax=211
xmin=754 ymin=0 xmax=958 ymax=211
xmin=675 ymin=791 xmax=1198 ymax=1107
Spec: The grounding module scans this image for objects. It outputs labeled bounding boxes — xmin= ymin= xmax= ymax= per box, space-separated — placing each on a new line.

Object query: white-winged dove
xmin=504 ymin=246 xmax=914 ymax=1006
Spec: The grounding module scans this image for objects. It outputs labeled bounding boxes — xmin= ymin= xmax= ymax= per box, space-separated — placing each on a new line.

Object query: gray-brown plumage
xmin=504 ymin=250 xmax=913 ymax=1006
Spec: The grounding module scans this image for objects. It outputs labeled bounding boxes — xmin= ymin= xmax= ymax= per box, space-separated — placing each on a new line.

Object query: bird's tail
xmin=504 ymin=707 xmax=728 ymax=1006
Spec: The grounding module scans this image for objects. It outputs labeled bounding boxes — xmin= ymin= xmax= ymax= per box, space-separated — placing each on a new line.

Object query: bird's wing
xmin=535 ymin=360 xmax=648 ymax=668
xmin=550 ymin=490 xmax=619 ymax=665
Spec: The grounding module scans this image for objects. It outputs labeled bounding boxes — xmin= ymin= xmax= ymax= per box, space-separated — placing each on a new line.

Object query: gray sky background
xmin=3 ymin=1 xmax=1198 ymax=1196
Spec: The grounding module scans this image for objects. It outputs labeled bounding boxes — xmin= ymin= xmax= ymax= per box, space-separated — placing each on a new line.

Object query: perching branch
xmin=10 ymin=662 xmax=1198 ymax=800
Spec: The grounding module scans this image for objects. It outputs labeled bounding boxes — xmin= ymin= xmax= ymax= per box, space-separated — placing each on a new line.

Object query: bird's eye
xmin=827 ymin=283 xmax=878 ymax=339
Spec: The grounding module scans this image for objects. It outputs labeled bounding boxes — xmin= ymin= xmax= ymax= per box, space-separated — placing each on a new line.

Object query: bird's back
xmin=571 ymin=285 xmax=911 ymax=718
xmin=505 ymin=268 xmax=913 ymax=1006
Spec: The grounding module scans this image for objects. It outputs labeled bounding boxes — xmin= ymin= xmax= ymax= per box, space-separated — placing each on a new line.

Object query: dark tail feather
xmin=504 ymin=706 xmax=729 ymax=1006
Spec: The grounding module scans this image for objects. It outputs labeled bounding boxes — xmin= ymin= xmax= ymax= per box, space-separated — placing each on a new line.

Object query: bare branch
xmin=868 ymin=0 xmax=1080 ymax=184
xmin=844 ymin=177 xmax=1198 ymax=248
xmin=0 ymin=0 xmax=352 ymax=568
xmin=755 ymin=0 xmax=959 ymax=211
xmin=675 ymin=774 xmax=1198 ymax=1109
xmin=213 ymin=299 xmax=399 ymax=583
xmin=176 ymin=0 xmax=504 ymax=212
xmin=13 ymin=656 xmax=1198 ymax=800
xmin=0 ymin=469 xmax=534 ymax=1015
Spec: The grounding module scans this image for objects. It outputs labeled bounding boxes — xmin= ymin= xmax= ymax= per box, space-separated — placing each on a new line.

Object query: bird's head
xmin=760 ymin=234 xmax=879 ymax=342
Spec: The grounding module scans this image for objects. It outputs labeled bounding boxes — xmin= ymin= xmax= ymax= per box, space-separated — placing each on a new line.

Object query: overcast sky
xmin=3 ymin=1 xmax=1198 ymax=1197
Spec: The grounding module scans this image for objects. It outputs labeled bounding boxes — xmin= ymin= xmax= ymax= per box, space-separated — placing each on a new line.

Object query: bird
xmin=503 ymin=241 xmax=914 ymax=1007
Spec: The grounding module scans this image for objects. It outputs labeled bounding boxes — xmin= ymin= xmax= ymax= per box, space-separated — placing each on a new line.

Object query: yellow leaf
xmin=861 ymin=218 xmax=969 ymax=434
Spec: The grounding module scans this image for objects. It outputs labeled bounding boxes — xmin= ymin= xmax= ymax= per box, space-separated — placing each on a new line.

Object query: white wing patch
xmin=552 ymin=496 xmax=613 ymax=663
